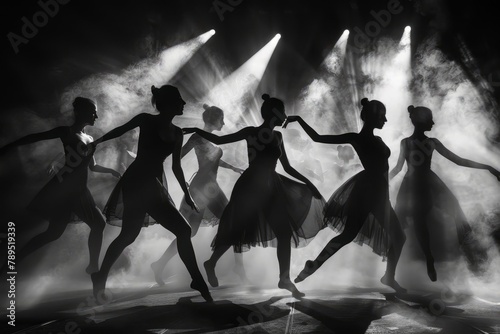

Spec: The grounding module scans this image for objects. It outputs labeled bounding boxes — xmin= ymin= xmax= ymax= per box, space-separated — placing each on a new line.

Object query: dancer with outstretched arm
xmin=0 ymin=97 xmax=119 ymax=275
xmin=390 ymin=105 xmax=500 ymax=281
xmin=90 ymin=85 xmax=212 ymax=302
xmin=151 ymin=104 xmax=247 ymax=286
xmin=183 ymin=94 xmax=325 ymax=298
xmin=287 ymin=98 xmax=407 ymax=293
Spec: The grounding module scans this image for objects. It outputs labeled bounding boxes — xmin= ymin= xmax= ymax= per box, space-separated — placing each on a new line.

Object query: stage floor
xmin=3 ymin=282 xmax=500 ymax=334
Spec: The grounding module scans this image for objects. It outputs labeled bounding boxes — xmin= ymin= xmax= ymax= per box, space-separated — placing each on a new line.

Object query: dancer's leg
xmin=80 ymin=206 xmax=106 ymax=274
xmin=148 ymin=203 xmax=212 ymax=302
xmin=275 ymin=234 xmax=305 ymax=298
xmin=232 ymin=251 xmax=248 ymax=283
xmin=151 ymin=210 xmax=202 ymax=285
xmin=295 ymin=210 xmax=366 ymax=283
xmin=204 ymin=245 xmax=231 ymax=287
xmin=91 ymin=205 xmax=144 ymax=299
xmin=413 ymin=211 xmax=436 ymax=281
xmin=379 ymin=209 xmax=407 ymax=292
xmin=16 ymin=211 xmax=70 ymax=266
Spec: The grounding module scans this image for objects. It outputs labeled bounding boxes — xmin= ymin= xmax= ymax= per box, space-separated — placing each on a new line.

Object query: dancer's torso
xmin=403 ymin=136 xmax=435 ymax=176
xmin=245 ymin=128 xmax=282 ymax=171
xmin=59 ymin=127 xmax=94 ymax=184
xmin=192 ymin=133 xmax=223 ymax=179
xmin=130 ymin=114 xmax=177 ymax=179
xmin=352 ymin=134 xmax=390 ymax=176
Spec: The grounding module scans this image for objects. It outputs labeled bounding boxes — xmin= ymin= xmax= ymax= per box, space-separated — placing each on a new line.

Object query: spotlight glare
xmin=344 ymin=29 xmax=350 ymax=35
xmin=209 ymin=29 xmax=216 ymax=35
xmin=405 ymin=26 xmax=411 ymax=31
xmin=276 ymin=33 xmax=281 ymax=39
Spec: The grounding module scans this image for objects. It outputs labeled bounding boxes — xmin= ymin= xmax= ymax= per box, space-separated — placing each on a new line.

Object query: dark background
xmin=2 ymin=0 xmax=500 ymax=113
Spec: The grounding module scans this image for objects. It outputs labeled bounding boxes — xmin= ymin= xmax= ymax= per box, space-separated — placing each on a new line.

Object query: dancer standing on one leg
xmin=151 ymin=104 xmax=247 ymax=286
xmin=90 ymin=85 xmax=212 ymax=302
xmin=287 ymin=98 xmax=407 ymax=293
xmin=183 ymin=94 xmax=325 ymax=298
xmin=0 ymin=97 xmax=119 ymax=274
xmin=390 ymin=105 xmax=500 ymax=281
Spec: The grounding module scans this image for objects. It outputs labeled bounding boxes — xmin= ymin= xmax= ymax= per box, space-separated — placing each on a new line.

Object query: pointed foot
xmin=279 ymin=280 xmax=305 ymax=298
xmin=191 ymin=280 xmax=213 ymax=302
xmin=380 ymin=273 xmax=407 ymax=294
xmin=204 ymin=260 xmax=219 ymax=287
xmin=151 ymin=261 xmax=166 ymax=286
xmin=294 ymin=260 xmax=318 ymax=283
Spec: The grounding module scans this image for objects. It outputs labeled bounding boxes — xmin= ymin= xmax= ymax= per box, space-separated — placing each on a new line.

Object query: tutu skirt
xmin=28 ymin=171 xmax=102 ymax=223
xmin=323 ymin=170 xmax=398 ymax=259
xmin=104 ymin=166 xmax=175 ymax=227
xmin=395 ymin=170 xmax=489 ymax=272
xmin=212 ymin=165 xmax=326 ymax=252
xmin=179 ymin=172 xmax=228 ymax=227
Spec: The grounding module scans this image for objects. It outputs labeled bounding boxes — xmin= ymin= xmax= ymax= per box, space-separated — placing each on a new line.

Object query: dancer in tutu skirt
xmin=151 ymin=104 xmax=247 ymax=286
xmin=0 ymin=97 xmax=120 ymax=274
xmin=90 ymin=85 xmax=212 ymax=302
xmin=389 ymin=105 xmax=500 ymax=281
xmin=287 ymin=98 xmax=407 ymax=293
xmin=183 ymin=94 xmax=325 ymax=298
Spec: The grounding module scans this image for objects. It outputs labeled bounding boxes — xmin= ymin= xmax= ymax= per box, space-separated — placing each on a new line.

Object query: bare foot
xmin=427 ymin=260 xmax=437 ymax=282
xmin=191 ymin=280 xmax=213 ymax=302
xmin=86 ymin=264 xmax=99 ymax=275
xmin=151 ymin=261 xmax=165 ymax=286
xmin=91 ymin=272 xmax=106 ymax=302
xmin=204 ymin=260 xmax=219 ymax=287
xmin=294 ymin=260 xmax=318 ymax=283
xmin=380 ymin=273 xmax=406 ymax=293
xmin=278 ymin=279 xmax=305 ymax=298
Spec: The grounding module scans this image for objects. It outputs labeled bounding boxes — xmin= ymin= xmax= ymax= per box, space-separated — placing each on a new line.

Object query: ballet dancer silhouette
xmin=287 ymin=98 xmax=407 ymax=293
xmin=150 ymin=104 xmax=247 ymax=286
xmin=0 ymin=97 xmax=120 ymax=274
xmin=183 ymin=94 xmax=325 ymax=298
xmin=390 ymin=105 xmax=500 ymax=281
xmin=90 ymin=85 xmax=212 ymax=302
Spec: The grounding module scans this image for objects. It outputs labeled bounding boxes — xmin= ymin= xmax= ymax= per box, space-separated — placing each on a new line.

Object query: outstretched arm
xmin=180 ymin=134 xmax=198 ymax=159
xmin=89 ymin=157 xmax=121 ymax=178
xmin=0 ymin=126 xmax=65 ymax=155
xmin=284 ymin=116 xmax=356 ymax=144
xmin=278 ymin=133 xmax=322 ymax=198
xmin=173 ymin=128 xmax=197 ymax=211
xmin=94 ymin=114 xmax=146 ymax=145
xmin=182 ymin=127 xmax=251 ymax=145
xmin=219 ymin=159 xmax=245 ymax=174
xmin=434 ymin=138 xmax=500 ymax=180
xmin=389 ymin=139 xmax=407 ymax=179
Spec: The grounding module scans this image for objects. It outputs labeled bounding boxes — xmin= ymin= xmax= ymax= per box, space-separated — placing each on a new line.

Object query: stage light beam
xmin=322 ymin=29 xmax=349 ymax=74
xmin=202 ymin=34 xmax=282 ymax=126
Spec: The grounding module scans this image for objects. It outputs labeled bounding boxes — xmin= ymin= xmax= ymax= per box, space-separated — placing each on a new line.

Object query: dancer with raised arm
xmin=90 ymin=85 xmax=212 ymax=302
xmin=151 ymin=104 xmax=247 ymax=286
xmin=0 ymin=97 xmax=119 ymax=274
xmin=287 ymin=98 xmax=407 ymax=293
xmin=390 ymin=105 xmax=500 ymax=281
xmin=183 ymin=94 xmax=325 ymax=298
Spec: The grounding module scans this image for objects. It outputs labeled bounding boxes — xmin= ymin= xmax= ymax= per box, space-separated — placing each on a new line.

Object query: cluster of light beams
xmin=201 ymin=33 xmax=282 ymax=127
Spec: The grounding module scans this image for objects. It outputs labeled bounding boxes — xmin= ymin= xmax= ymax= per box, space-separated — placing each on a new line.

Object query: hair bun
xmin=202 ymin=103 xmax=210 ymax=110
xmin=407 ymin=105 xmax=415 ymax=113
xmin=360 ymin=98 xmax=369 ymax=107
xmin=151 ymin=85 xmax=158 ymax=94
xmin=262 ymin=94 xmax=270 ymax=101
